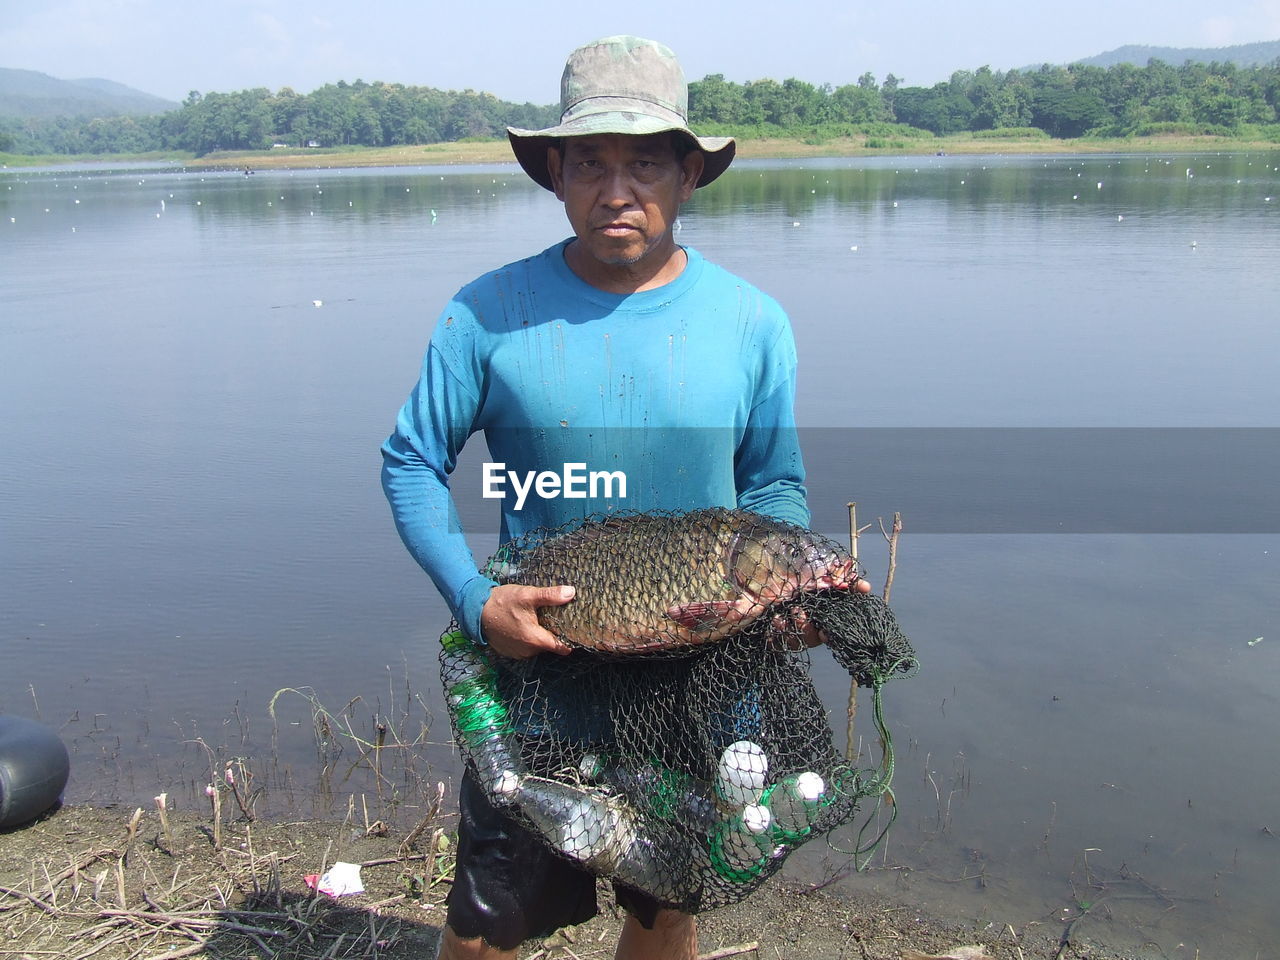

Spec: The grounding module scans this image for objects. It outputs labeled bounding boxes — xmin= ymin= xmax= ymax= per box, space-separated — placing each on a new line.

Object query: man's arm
xmin=380 ymin=340 xmax=500 ymax=642
xmin=381 ymin=337 xmax=575 ymax=657
xmin=734 ymin=383 xmax=809 ymax=527
xmin=733 ymin=312 xmax=810 ymax=527
xmin=733 ymin=316 xmax=870 ymax=647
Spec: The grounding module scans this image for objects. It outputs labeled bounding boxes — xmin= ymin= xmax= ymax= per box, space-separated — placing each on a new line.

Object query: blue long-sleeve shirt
xmin=381 ymin=240 xmax=809 ymax=641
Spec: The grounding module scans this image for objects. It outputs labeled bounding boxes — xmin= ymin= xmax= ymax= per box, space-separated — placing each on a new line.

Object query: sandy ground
xmin=0 ymin=804 xmax=1138 ymax=959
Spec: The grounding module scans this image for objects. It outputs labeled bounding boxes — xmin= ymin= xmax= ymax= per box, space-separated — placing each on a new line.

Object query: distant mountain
xmin=1019 ymin=39 xmax=1280 ymax=73
xmin=0 ymin=68 xmax=178 ymax=118
xmin=1077 ymin=39 xmax=1280 ymax=69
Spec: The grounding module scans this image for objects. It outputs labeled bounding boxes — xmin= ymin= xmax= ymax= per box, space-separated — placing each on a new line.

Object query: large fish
xmin=483 ymin=508 xmax=866 ymax=655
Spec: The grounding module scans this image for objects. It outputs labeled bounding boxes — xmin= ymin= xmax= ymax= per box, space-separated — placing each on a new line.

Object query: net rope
xmin=440 ymin=508 xmax=918 ymax=913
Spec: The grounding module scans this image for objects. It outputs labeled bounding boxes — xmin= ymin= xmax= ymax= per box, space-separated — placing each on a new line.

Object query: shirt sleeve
xmin=380 ymin=328 xmax=496 ymax=643
xmin=734 ymin=313 xmax=811 ymax=528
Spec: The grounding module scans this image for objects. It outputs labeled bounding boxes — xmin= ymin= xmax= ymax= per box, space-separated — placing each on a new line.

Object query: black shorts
xmin=446 ymin=770 xmax=663 ymax=949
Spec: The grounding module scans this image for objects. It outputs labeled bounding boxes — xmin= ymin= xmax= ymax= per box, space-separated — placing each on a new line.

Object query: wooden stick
xmin=124 ymin=807 xmax=144 ymax=866
xmin=69 ymin=929 xmax=134 ymax=960
xmin=359 ymin=853 xmax=431 ymax=868
xmin=881 ymin=512 xmax=902 ymax=602
xmin=845 ymin=502 xmax=860 ymax=762
xmin=155 ymin=793 xmax=175 ymax=853
xmin=0 ymin=884 xmax=58 ymax=914
xmin=96 ymin=908 xmax=290 ymax=937
xmin=141 ymin=941 xmax=208 ymax=960
xmin=698 ymin=943 xmax=760 ymax=960
xmin=400 ymin=781 xmax=445 ymax=858
xmin=114 ymin=857 xmax=127 ymax=910
xmin=1006 ymin=922 xmax=1027 ymax=960
xmin=209 ymin=785 xmax=223 ymax=849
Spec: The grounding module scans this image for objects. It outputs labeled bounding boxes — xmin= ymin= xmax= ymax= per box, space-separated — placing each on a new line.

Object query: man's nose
xmin=599 ymin=166 xmax=637 ymax=206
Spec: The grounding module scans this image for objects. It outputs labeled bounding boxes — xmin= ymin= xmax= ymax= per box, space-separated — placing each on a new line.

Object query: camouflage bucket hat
xmin=508 ymin=35 xmax=736 ymax=192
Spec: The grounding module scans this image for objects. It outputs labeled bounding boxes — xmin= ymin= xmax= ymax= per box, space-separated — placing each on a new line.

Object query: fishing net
xmin=440 ymin=508 xmax=917 ymax=914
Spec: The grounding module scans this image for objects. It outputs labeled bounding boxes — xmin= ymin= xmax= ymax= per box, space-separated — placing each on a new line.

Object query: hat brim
xmin=508 ymin=113 xmax=735 ymax=192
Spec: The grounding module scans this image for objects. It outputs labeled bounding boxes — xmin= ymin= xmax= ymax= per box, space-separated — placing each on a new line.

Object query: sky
xmin=3 ymin=0 xmax=1279 ymax=104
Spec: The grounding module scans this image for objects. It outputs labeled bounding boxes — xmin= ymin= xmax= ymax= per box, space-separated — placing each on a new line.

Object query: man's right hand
xmin=479 ymin=583 xmax=576 ymax=659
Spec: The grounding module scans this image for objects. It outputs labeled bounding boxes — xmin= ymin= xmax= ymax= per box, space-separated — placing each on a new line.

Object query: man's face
xmin=547 ymin=133 xmax=704 ymax=281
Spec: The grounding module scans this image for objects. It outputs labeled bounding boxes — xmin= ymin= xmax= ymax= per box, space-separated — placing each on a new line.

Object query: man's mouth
xmin=598 ymin=222 xmax=642 ymax=237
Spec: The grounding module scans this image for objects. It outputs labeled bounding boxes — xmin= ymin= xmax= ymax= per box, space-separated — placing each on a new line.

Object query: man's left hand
xmin=771 ymin=577 xmax=873 ymax=650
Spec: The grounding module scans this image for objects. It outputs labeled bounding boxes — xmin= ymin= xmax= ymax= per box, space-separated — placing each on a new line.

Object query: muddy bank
xmin=0 ymin=804 xmax=1135 ymax=959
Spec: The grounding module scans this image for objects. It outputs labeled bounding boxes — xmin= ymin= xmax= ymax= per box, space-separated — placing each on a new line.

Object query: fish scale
xmin=483 ymin=507 xmax=862 ymax=654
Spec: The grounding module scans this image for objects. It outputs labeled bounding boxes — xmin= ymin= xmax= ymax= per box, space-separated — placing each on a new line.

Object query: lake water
xmin=2 ymin=152 xmax=1278 ymax=955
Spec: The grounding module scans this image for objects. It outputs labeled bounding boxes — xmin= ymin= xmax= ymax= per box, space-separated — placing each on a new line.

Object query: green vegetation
xmin=2 ymin=56 xmax=1278 ymax=158
xmin=687 ymin=60 xmax=1280 ymax=140
xmin=0 ymin=149 xmax=193 ymax=168
xmin=0 ymin=80 xmax=556 ymax=156
xmin=968 ymin=126 xmax=1050 ymax=139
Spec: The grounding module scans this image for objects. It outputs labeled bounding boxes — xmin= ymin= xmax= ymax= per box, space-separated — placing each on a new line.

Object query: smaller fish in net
xmin=441 ymin=508 xmax=918 ymax=914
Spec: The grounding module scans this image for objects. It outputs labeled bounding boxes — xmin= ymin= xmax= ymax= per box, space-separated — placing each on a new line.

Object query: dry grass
xmin=189 ymin=141 xmax=516 ymax=171
xmin=0 ymin=804 xmax=450 ymax=959
xmin=0 ymin=802 xmax=1138 ymax=959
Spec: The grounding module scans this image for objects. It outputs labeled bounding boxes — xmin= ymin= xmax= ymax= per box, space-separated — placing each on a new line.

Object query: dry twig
xmin=698 ymin=943 xmax=760 ymax=960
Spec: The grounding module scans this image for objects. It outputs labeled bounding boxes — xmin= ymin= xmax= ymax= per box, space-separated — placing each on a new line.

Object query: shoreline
xmin=0 ymin=803 xmax=1136 ymax=959
xmin=188 ymin=133 xmax=1280 ymax=171
xmin=4 ymin=133 xmax=1276 ymax=172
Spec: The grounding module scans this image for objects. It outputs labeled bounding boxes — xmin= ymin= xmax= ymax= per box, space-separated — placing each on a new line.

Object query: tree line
xmin=687 ymin=59 xmax=1280 ymax=139
xmin=0 ymin=80 xmax=559 ymax=155
xmin=2 ymin=57 xmax=1278 ymax=156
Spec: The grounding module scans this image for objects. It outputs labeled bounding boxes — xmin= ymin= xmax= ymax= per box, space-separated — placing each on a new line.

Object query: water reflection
xmin=688 ymin=153 xmax=1277 ymax=217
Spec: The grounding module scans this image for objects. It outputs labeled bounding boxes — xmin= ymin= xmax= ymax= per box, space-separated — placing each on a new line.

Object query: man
xmin=382 ymin=35 xmax=841 ymax=960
